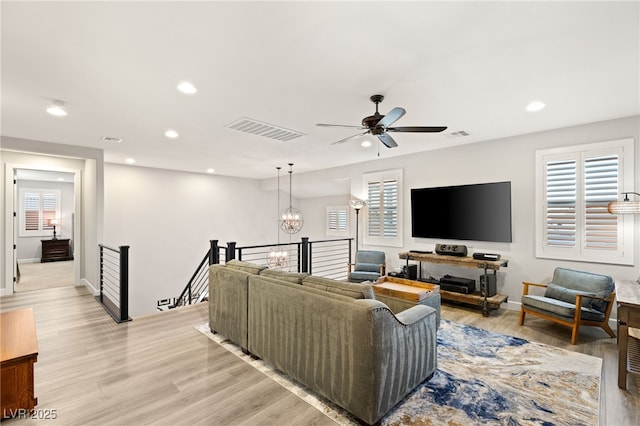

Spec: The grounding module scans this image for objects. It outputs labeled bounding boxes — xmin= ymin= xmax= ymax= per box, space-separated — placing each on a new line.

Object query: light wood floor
xmin=0 ymin=287 xmax=638 ymax=425
xmin=16 ymin=261 xmax=74 ymax=292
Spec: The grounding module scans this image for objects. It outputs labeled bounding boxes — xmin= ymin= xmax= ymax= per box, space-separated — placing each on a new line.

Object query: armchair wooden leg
xmin=571 ymin=324 xmax=579 ymax=345
xmin=519 ymin=308 xmax=526 ymax=325
xmin=601 ymin=323 xmax=616 ymax=338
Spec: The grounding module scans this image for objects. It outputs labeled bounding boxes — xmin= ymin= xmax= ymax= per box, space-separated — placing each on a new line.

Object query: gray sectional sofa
xmin=209 ymin=260 xmax=438 ymax=425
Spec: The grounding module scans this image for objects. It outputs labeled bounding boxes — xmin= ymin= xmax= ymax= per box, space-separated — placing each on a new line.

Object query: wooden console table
xmin=399 ymin=252 xmax=509 ymax=316
xmin=41 ymin=238 xmax=73 ymax=263
xmin=1 ymin=308 xmax=38 ymax=418
xmin=616 ymin=279 xmax=640 ymax=389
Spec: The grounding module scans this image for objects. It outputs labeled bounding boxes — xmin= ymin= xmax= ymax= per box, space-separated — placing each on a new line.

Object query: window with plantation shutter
xmin=19 ymin=188 xmax=61 ymax=237
xmin=536 ymin=139 xmax=634 ymax=265
xmin=364 ymin=169 xmax=402 ymax=247
xmin=326 ymin=206 xmax=349 ymax=236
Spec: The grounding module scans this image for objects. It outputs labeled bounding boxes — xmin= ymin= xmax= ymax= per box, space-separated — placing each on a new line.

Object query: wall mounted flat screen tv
xmin=411 ymin=181 xmax=512 ymax=243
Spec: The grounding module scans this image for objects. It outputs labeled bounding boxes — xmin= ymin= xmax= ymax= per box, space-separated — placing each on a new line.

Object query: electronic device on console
xmin=435 ymin=244 xmax=468 ymax=257
xmin=480 ymin=274 xmax=497 ymax=297
xmin=388 ymin=264 xmax=418 ymax=280
xmin=440 ymin=274 xmax=476 ymax=294
xmin=473 ymin=252 xmax=501 ymax=261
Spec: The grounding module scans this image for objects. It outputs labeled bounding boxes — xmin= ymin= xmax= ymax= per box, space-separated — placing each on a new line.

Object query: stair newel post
xmin=119 ymin=245 xmax=130 ymax=322
xmin=209 ymin=240 xmax=219 ymax=265
xmin=226 ymin=242 xmax=236 ymax=262
xmin=348 ymin=238 xmax=353 ymax=264
xmin=301 ymin=237 xmax=309 ymax=274
xmin=99 ymin=245 xmax=104 ymax=304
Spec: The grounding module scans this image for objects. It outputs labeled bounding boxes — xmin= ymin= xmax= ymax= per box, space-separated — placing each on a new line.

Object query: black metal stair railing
xmin=165 ymin=237 xmax=353 ymax=311
xmin=97 ymin=244 xmax=131 ymax=323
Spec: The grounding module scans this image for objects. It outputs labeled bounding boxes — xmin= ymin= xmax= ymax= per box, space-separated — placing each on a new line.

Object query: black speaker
xmin=402 ymin=264 xmax=418 ymax=280
xmin=435 ymin=243 xmax=468 ymax=257
xmin=479 ymin=274 xmax=497 ymax=297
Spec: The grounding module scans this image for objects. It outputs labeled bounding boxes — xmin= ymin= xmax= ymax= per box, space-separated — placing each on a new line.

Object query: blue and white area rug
xmin=195 ymin=320 xmax=601 ymax=425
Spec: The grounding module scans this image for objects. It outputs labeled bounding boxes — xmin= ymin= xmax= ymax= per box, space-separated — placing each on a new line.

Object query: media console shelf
xmin=398 ymin=251 xmax=509 ymax=317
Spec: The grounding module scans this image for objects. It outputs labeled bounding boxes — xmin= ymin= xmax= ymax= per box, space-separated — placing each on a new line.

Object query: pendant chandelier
xmin=267 ymin=166 xmax=288 ymax=268
xmin=280 ymin=163 xmax=304 ymax=234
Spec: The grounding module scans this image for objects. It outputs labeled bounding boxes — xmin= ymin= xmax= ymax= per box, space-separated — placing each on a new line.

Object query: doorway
xmin=10 ymin=167 xmax=81 ymax=293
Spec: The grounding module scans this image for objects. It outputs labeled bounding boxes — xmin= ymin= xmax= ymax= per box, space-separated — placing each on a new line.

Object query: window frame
xmin=326 ymin=205 xmax=349 ymax=236
xmin=19 ymin=188 xmax=61 ymax=237
xmin=535 ymin=138 xmax=634 ymax=265
xmin=363 ymin=169 xmax=403 ymax=247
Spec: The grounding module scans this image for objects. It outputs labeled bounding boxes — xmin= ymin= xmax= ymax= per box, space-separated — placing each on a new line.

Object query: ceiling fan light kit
xmin=317 ymin=94 xmax=447 ymax=148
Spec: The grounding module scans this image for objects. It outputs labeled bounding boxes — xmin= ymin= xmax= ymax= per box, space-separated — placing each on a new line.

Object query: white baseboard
xmin=0 ymin=287 xmax=13 ymax=297
xmin=18 ymin=258 xmax=40 ymax=264
xmin=81 ymin=278 xmax=99 ymax=296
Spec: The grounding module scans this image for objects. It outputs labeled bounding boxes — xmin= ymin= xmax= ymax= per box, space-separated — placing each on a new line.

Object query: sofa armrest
xmin=395 ymin=305 xmax=435 ymax=325
xmin=522 ymin=281 xmax=547 ymax=296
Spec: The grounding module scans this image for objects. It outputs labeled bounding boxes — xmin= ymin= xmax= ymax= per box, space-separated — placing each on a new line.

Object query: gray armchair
xmin=520 ymin=267 xmax=616 ymax=344
xmin=348 ymin=250 xmax=386 ymax=283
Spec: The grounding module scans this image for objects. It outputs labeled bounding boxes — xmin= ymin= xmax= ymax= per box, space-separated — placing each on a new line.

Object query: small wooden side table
xmin=1 ymin=308 xmax=38 ymax=418
xmin=616 ymin=279 xmax=640 ymax=389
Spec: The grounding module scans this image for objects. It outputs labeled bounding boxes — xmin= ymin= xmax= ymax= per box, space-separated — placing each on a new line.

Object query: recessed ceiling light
xmin=46 ymin=101 xmax=67 ymax=117
xmin=177 ymin=81 xmax=197 ymax=94
xmin=361 ymin=140 xmax=372 ymax=148
xmin=526 ymin=101 xmax=546 ymax=112
xmin=125 ymin=158 xmax=136 ymax=164
xmin=165 ymin=129 xmax=179 ymax=139
xmin=206 ymin=168 xmax=215 ymax=174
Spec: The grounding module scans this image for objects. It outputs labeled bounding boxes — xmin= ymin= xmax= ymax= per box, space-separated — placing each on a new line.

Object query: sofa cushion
xmin=225 ymin=259 xmax=267 ymax=275
xmin=550 ymin=268 xmax=614 ymax=312
xmin=522 ymin=295 xmax=605 ymax=322
xmin=302 ymin=276 xmax=375 ymax=299
xmin=259 ymin=268 xmax=307 ymax=284
xmin=355 ymin=262 xmax=382 ymax=273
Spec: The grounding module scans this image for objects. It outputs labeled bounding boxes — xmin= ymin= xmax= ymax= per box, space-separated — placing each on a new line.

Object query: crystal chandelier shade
xmin=280 ymin=163 xmax=304 ymax=234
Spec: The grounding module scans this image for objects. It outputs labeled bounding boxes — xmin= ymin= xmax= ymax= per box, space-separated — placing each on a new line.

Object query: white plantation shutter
xmin=382 ymin=179 xmax=398 ymax=237
xmin=545 ymin=160 xmax=577 ymax=247
xmin=24 ymin=192 xmax=40 ymax=231
xmin=364 ymin=170 xmax=402 ymax=247
xmin=326 ymin=206 xmax=348 ymax=236
xmin=584 ymin=155 xmax=618 ymax=251
xmin=367 ymin=181 xmax=381 ymax=237
xmin=536 ymin=139 xmax=633 ymax=265
xmin=20 ymin=189 xmax=61 ymax=236
xmin=42 ymin=193 xmax=58 ymax=230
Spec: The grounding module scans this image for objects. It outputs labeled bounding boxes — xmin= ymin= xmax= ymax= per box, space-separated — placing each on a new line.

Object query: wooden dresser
xmin=1 ymin=308 xmax=38 ymax=418
xmin=41 ymin=238 xmax=73 ymax=263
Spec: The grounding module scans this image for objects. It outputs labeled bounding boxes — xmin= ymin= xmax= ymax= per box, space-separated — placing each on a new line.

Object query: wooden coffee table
xmin=373 ymin=275 xmax=439 ymax=300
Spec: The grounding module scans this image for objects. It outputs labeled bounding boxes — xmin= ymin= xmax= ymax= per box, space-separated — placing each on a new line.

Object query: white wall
xmin=16 ymin=179 xmax=74 ymax=261
xmin=103 ymin=164 xmax=278 ymax=317
xmin=297 ymin=116 xmax=640 ymax=311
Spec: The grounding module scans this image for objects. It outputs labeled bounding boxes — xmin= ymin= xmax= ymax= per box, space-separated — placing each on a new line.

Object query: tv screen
xmin=411 ymin=181 xmax=512 ymax=243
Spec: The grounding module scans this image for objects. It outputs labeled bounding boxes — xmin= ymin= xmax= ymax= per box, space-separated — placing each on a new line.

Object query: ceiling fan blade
xmin=376 ymin=107 xmax=406 ymax=129
xmin=316 ymin=123 xmax=366 ymax=129
xmin=331 ymin=131 xmax=370 ymax=145
xmin=377 ymin=132 xmax=398 ymax=148
xmin=387 ymin=126 xmax=448 ymax=133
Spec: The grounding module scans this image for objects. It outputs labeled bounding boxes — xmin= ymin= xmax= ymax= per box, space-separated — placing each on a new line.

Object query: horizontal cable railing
xmin=97 ymin=244 xmax=131 ymax=323
xmin=165 ymin=237 xmax=353 ymax=312
xmin=308 ymin=238 xmax=352 ymax=280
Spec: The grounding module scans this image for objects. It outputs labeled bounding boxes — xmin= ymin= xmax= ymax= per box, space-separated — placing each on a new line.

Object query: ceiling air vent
xmin=447 ymin=130 xmax=470 ymax=138
xmin=226 ymin=117 xmax=305 ymax=142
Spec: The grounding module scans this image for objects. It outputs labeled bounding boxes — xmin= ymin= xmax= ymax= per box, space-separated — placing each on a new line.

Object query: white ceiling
xmin=2 ymin=1 xmax=639 ymax=180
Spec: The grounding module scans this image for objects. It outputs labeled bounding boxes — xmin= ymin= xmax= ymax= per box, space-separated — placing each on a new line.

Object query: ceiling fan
xmin=316 ymin=94 xmax=447 ymax=148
